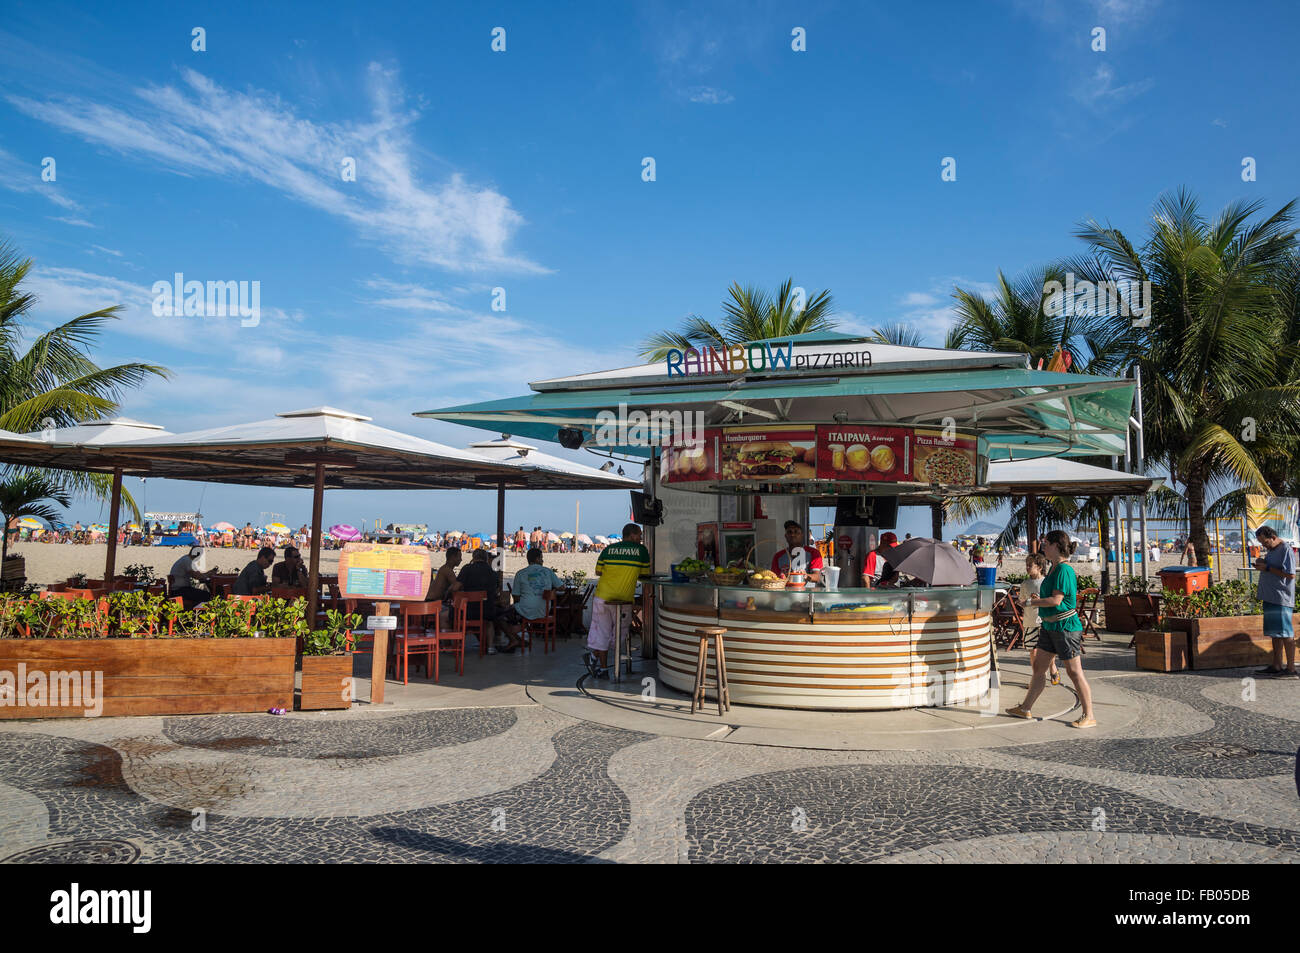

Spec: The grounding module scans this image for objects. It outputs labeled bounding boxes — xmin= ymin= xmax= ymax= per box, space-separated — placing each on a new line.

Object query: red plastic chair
xmin=522 ymin=590 xmax=557 ymax=654
xmin=392 ymin=600 xmax=440 ymax=684
xmin=459 ymin=591 xmax=492 ymax=656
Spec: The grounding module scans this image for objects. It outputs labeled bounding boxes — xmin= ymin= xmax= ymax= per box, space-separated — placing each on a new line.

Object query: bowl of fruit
xmin=710 ymin=565 xmax=747 ymax=586
xmin=675 ymin=558 xmax=712 ymax=582
xmin=748 ymin=569 xmax=786 ymax=590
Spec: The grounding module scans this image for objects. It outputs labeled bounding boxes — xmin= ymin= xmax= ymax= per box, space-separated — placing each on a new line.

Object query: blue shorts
xmin=1262 ymin=603 xmax=1294 ymax=639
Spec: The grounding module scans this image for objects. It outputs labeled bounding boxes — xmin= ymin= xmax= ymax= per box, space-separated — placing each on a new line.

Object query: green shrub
xmin=301 ymin=608 xmax=361 ymax=656
xmin=1161 ymin=579 xmax=1261 ymax=625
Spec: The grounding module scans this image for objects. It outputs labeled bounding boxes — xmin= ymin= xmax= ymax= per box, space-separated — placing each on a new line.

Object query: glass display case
xmin=715 ymin=584 xmax=813 ymax=617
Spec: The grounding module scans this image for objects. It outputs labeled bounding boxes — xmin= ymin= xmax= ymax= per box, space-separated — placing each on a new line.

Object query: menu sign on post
xmin=338 ymin=543 xmax=432 ymax=601
xmin=717 ymin=426 xmax=817 ymax=481
xmin=815 ymin=425 xmax=912 ymax=481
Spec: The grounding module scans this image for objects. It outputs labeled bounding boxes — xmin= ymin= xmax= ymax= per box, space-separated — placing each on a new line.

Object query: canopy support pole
xmin=1026 ymin=494 xmax=1038 ymax=553
xmin=1134 ymin=365 xmax=1149 ymax=586
xmin=307 ymin=462 xmax=325 ymax=628
xmin=104 ymin=468 xmax=123 ymax=583
xmin=496 ymin=481 xmax=506 ymax=596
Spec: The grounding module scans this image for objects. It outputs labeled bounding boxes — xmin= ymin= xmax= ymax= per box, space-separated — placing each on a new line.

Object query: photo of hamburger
xmin=736 ymin=440 xmax=799 ymax=477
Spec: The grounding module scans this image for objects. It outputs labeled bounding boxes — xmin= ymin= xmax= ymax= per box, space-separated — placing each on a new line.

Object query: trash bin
xmin=976 ymin=566 xmax=998 ymax=586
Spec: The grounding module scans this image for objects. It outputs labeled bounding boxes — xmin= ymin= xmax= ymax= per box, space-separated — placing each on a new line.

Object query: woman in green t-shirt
xmin=1005 ymin=529 xmax=1096 ymax=728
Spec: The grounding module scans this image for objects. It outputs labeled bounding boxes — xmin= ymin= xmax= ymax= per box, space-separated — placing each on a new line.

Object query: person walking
xmin=1006 ymin=529 xmax=1095 ymax=728
xmin=1253 ymin=526 xmax=1298 ymax=678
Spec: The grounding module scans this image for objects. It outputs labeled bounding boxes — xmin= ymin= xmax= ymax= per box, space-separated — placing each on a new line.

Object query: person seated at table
xmin=457 ymin=548 xmax=523 ymax=652
xmin=272 ymin=545 xmax=309 ymax=587
xmin=169 ymin=544 xmax=218 ymax=609
xmin=233 ymin=546 xmax=275 ymax=595
xmin=427 ymin=546 xmax=464 ymax=606
xmin=512 ymin=547 xmax=560 ymax=627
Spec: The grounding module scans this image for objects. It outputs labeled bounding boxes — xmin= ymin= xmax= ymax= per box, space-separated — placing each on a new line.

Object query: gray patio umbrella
xmin=877 ymin=537 xmax=976 ymax=586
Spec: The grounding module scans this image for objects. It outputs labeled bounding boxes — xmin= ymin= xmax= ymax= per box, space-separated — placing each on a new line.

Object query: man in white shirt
xmin=169 ymin=545 xmax=217 ymax=608
xmin=512 ymin=548 xmax=560 ymax=622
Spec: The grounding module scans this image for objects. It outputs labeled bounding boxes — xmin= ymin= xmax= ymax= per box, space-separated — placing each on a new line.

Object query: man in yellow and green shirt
xmin=585 ymin=523 xmax=651 ymax=678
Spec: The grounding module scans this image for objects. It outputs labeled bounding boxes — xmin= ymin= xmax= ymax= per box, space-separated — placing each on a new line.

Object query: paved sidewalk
xmin=0 ymin=632 xmax=1296 ymax=863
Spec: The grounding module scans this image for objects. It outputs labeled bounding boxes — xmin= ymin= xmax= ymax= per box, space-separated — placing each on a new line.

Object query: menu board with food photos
xmin=910 ymin=427 xmax=978 ymax=486
xmin=815 ymin=425 xmax=912 ymax=481
xmin=660 ymin=422 xmax=979 ymax=487
xmin=661 ymin=431 xmax=721 ymax=483
xmin=717 ymin=425 xmax=818 ymax=481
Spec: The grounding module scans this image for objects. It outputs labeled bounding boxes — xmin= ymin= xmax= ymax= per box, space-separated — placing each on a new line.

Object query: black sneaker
xmin=1276 ymin=669 xmax=1300 ymax=679
xmin=1256 ymin=666 xmax=1284 ymax=676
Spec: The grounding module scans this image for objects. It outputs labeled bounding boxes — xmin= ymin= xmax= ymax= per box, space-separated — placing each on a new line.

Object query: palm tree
xmin=0 ymin=238 xmax=168 ymax=516
xmin=640 ymin=279 xmax=836 ymax=360
xmin=0 ymin=472 xmax=70 ymax=565
xmin=949 ymin=264 xmax=1136 ymax=374
xmin=1073 ymin=189 xmax=1300 ymax=565
xmin=867 ymin=323 xmax=925 ymax=347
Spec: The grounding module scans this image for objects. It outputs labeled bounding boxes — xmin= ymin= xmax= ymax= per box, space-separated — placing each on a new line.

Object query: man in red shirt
xmin=771 ymin=520 xmax=824 ymax=584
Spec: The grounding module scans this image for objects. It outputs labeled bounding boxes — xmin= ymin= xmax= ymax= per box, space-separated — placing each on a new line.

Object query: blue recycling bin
xmin=976 ymin=566 xmax=998 ymax=586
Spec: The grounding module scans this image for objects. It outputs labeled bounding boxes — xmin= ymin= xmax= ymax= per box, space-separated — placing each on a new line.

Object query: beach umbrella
xmin=90 ymin=523 xmax=108 ymax=533
xmin=212 ymin=521 xmax=236 ymax=532
xmin=560 ymin=531 xmax=574 ymax=538
xmin=595 ymin=535 xmax=609 ymax=544
xmin=265 ymin=522 xmax=290 ymax=534
xmin=877 ymin=537 xmax=976 ymax=586
xmin=329 ymin=524 xmax=361 ymax=541
xmin=577 ymin=534 xmax=593 ymax=544
xmin=17 ymin=516 xmax=44 ymax=529
xmin=547 ymin=532 xmax=561 ymax=543
xmin=607 ymin=534 xmax=621 ymax=541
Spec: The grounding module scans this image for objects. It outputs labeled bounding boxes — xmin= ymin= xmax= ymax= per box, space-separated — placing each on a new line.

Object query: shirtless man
xmin=428 ymin=546 xmax=464 ymax=604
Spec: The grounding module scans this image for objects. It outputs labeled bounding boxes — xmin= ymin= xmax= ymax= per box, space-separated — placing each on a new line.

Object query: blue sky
xmin=2 ymin=0 xmax=1298 ymax=537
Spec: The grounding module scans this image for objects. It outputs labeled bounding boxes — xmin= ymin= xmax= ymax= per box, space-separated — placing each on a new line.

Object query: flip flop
xmin=1004 ymin=705 xmax=1033 ymax=719
xmin=1070 ymin=717 xmax=1098 ymax=729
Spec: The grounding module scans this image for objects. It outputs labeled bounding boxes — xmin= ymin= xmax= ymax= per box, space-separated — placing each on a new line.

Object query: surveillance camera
xmin=557 ymin=427 xmax=585 ymax=450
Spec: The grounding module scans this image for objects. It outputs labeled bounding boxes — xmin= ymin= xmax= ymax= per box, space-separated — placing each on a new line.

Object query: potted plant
xmin=1 ymin=590 xmax=297 ymax=719
xmin=1154 ymin=579 xmax=1275 ymax=670
xmin=298 ymin=608 xmax=360 ymax=710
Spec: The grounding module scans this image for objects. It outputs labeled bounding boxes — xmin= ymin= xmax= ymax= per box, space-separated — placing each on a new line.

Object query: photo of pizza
xmin=916 ymin=446 xmax=974 ymax=485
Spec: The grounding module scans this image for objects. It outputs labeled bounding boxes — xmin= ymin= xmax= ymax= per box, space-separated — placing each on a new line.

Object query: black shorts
xmin=1037 ymin=627 xmax=1083 ymax=661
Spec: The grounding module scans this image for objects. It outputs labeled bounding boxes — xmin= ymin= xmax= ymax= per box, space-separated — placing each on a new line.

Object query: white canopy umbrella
xmin=13 ymin=417 xmax=173 ymax=582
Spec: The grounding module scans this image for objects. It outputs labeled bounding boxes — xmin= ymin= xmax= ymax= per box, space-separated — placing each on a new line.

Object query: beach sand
xmin=10 ymin=542 xmax=601 ymax=587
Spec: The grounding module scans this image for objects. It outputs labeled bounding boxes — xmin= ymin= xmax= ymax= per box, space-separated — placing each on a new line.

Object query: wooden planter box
xmin=0 ymin=637 xmax=295 ymax=718
xmin=1134 ymin=629 xmax=1189 ymax=672
xmin=1103 ymin=593 xmax=1162 ymax=633
xmin=297 ymin=654 xmax=353 ymax=711
xmin=1164 ymin=614 xmax=1284 ymax=670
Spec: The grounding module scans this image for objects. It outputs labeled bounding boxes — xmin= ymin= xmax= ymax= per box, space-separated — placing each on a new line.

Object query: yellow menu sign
xmin=338 ymin=542 xmax=432 ymax=601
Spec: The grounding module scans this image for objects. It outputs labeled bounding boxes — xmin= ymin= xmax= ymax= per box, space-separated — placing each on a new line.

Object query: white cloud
xmin=50 ymin=216 xmax=96 ymax=228
xmin=9 ymin=66 xmax=543 ymax=274
xmin=686 ymin=87 xmax=734 ymax=104
xmin=90 ymin=245 xmax=123 ymax=257
xmin=0 ymin=146 xmax=83 ymax=211
xmin=1073 ymin=63 xmax=1154 ymax=110
xmin=363 ymin=278 xmax=466 ymax=314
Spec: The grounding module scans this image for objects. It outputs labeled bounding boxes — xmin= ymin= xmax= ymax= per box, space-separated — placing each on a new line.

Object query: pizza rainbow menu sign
xmin=661 ymin=424 xmax=978 ymax=486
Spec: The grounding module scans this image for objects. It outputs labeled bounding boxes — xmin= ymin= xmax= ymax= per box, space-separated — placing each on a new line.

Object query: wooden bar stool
xmin=605 ymin=598 xmax=635 ymax=682
xmin=691 ymin=627 xmax=730 ymax=716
